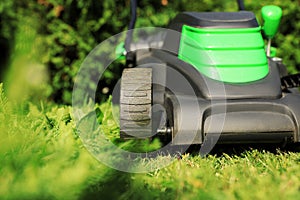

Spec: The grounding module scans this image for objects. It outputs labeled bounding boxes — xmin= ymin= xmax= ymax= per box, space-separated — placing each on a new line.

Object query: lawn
xmin=1 ymin=83 xmax=300 ymax=200
xmin=1 ymin=1 xmax=300 ymax=199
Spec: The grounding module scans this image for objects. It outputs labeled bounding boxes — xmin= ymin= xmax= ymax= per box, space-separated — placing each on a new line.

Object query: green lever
xmin=262 ymin=5 xmax=282 ymax=39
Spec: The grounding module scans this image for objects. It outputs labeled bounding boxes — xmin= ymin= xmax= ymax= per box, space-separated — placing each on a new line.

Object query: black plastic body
xmin=129 ymin=11 xmax=300 ymax=145
xmin=169 ymin=11 xmax=259 ymax=31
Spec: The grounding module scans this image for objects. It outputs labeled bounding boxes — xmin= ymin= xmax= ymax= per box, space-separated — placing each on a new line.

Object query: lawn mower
xmin=118 ymin=0 xmax=300 ymax=147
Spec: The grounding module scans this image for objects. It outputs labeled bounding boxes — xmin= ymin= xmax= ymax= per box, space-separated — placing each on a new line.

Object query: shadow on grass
xmin=79 ymin=170 xmax=131 ymax=200
xmin=185 ymin=143 xmax=300 ymax=157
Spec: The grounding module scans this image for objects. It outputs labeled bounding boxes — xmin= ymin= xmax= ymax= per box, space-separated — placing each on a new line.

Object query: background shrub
xmin=1 ymin=0 xmax=300 ymax=104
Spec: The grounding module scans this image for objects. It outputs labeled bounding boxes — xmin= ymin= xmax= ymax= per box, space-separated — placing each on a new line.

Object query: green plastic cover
xmin=178 ymin=25 xmax=269 ymax=83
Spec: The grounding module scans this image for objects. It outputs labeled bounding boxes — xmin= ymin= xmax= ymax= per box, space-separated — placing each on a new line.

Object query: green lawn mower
xmin=118 ymin=0 xmax=300 ymax=148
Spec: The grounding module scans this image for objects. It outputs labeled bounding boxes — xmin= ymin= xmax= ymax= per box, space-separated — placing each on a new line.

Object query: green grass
xmin=1 ymin=83 xmax=300 ymax=200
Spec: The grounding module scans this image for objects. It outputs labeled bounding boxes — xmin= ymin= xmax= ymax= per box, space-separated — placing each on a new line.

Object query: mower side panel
xmin=165 ymin=94 xmax=298 ymax=145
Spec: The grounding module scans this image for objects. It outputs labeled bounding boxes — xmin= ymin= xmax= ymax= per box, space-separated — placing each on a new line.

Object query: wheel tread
xmin=120 ymin=68 xmax=152 ymax=138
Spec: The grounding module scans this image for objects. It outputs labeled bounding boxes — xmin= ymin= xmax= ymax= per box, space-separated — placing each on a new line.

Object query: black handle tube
xmin=237 ymin=0 xmax=245 ymax=11
xmin=125 ymin=0 xmax=137 ymax=52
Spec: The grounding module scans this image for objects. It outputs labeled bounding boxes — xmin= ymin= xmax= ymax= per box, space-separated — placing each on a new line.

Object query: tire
xmin=120 ymin=68 xmax=152 ymax=138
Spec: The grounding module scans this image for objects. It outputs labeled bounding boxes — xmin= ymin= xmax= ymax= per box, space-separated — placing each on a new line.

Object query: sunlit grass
xmin=1 ymin=84 xmax=300 ymax=199
xmin=0 ymin=84 xmax=105 ymax=199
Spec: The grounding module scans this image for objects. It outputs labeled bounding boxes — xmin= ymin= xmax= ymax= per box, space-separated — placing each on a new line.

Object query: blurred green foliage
xmin=1 ymin=0 xmax=299 ymax=104
xmin=0 ymin=1 xmax=16 ymax=79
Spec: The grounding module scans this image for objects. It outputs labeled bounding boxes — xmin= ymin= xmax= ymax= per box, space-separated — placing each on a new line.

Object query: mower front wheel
xmin=120 ymin=68 xmax=153 ymax=138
